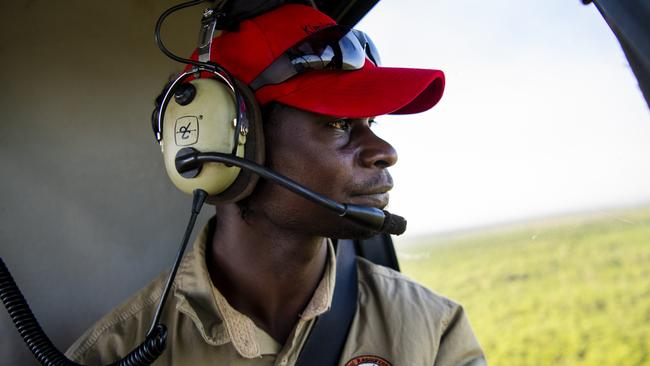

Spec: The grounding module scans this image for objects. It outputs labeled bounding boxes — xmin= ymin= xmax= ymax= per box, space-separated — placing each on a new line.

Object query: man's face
xmin=247 ymin=104 xmax=398 ymax=239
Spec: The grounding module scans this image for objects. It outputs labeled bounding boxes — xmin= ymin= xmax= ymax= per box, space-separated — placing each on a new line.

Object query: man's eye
xmin=327 ymin=119 xmax=351 ymax=131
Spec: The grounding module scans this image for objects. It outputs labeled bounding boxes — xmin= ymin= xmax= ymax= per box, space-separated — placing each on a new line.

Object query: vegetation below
xmin=397 ymin=207 xmax=650 ymax=366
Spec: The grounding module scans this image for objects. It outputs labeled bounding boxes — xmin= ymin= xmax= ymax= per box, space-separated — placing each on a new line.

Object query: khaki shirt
xmin=66 ymin=219 xmax=486 ymax=366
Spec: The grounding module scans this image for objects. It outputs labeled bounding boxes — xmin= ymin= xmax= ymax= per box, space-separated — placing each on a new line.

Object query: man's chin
xmin=324 ymin=219 xmax=381 ymax=240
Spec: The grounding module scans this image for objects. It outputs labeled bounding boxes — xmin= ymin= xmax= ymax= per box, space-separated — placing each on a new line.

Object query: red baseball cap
xmin=187 ymin=4 xmax=445 ymax=118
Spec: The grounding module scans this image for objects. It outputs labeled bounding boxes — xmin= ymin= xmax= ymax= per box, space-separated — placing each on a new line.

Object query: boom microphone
xmin=175 ymin=148 xmax=407 ymax=235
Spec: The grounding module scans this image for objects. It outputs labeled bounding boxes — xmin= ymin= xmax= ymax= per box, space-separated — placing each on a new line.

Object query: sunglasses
xmin=249 ymin=25 xmax=381 ymax=91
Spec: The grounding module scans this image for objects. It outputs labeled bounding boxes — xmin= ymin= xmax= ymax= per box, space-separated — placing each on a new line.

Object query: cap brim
xmin=255 ymin=62 xmax=445 ymax=118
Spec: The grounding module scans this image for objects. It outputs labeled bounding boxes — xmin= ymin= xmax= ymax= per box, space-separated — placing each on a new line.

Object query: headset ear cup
xmin=205 ymin=79 xmax=265 ymax=204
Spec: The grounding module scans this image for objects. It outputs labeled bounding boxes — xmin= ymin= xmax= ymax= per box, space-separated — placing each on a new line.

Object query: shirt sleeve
xmin=433 ymin=304 xmax=487 ymax=366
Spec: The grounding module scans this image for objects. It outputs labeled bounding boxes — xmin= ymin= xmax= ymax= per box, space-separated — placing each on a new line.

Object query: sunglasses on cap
xmin=249 ymin=25 xmax=381 ymax=91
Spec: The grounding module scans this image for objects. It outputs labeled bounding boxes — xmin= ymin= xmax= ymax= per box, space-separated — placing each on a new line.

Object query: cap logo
xmin=345 ymin=355 xmax=392 ymax=366
xmin=303 ymin=23 xmax=330 ymax=35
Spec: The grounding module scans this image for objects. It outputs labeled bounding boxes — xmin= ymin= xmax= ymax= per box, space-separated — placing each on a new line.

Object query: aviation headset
xmin=151 ymin=0 xmax=405 ymax=235
xmin=151 ymin=1 xmax=266 ymax=205
xmin=151 ymin=0 xmax=392 ymax=212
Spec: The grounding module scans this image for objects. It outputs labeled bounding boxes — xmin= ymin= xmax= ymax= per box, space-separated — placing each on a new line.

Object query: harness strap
xmin=295 ymin=239 xmax=358 ymax=366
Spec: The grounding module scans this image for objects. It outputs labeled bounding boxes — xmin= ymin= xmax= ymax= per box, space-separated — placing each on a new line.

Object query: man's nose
xmin=358 ymin=129 xmax=398 ymax=169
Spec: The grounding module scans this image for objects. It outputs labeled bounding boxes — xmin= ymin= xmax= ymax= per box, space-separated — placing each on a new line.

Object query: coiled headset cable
xmin=0 ymin=189 xmax=208 ymax=366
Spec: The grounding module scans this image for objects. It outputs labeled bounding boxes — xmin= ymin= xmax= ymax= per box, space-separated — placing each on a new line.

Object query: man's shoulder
xmin=350 ymin=257 xmax=487 ymax=365
xmin=65 ymin=272 xmax=167 ymax=363
xmin=356 ymin=256 xmax=460 ymax=325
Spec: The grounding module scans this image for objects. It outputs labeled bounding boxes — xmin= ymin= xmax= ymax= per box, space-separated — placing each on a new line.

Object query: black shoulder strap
xmin=354 ymin=233 xmax=400 ymax=272
xmin=295 ymin=239 xmax=358 ymax=366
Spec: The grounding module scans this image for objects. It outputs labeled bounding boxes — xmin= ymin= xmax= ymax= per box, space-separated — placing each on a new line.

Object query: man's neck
xmin=206 ymin=204 xmax=328 ymax=344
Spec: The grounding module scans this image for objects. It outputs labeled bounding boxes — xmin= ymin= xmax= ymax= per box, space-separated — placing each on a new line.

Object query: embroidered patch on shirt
xmin=345 ymin=355 xmax=392 ymax=366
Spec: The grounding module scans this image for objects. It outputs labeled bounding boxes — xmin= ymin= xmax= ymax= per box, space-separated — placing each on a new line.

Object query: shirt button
xmin=280 ymin=356 xmax=288 ymax=365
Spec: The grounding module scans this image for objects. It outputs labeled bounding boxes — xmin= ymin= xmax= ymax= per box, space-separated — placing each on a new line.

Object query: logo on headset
xmin=174 ymin=116 xmax=199 ymax=146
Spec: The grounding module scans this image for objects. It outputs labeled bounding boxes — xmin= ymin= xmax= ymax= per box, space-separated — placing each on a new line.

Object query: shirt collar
xmin=173 ymin=217 xmax=337 ymax=358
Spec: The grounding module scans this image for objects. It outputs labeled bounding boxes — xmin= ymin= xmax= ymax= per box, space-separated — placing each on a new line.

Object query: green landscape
xmin=397 ymin=207 xmax=650 ymax=366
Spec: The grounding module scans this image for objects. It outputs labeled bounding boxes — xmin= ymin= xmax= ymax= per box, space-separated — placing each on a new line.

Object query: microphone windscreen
xmin=381 ymin=211 xmax=407 ymax=235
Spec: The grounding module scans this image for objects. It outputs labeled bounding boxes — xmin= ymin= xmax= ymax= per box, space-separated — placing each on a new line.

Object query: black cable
xmin=0 ymin=190 xmax=208 ymax=365
xmin=147 ymin=189 xmax=208 ymax=336
xmin=155 ymin=0 xmax=209 ymax=68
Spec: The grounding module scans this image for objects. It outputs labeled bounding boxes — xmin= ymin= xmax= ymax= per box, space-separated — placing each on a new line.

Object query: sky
xmin=356 ymin=0 xmax=650 ymax=237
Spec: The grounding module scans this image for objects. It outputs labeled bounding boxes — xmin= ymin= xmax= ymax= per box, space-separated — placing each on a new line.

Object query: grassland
xmin=397 ymin=208 xmax=650 ymax=366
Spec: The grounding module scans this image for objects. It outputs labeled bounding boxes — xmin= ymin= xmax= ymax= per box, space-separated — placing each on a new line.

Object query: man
xmin=66 ymin=4 xmax=486 ymax=366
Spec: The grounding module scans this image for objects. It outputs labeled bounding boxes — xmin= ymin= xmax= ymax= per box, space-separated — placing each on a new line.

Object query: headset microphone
xmin=174 ymin=147 xmax=407 ymax=235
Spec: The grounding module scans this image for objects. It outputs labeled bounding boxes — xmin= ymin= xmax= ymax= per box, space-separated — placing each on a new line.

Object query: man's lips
xmin=348 ymin=186 xmax=392 ymax=208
